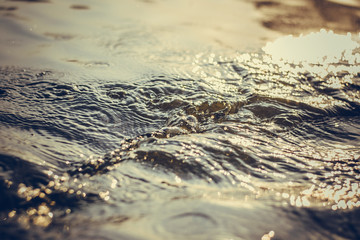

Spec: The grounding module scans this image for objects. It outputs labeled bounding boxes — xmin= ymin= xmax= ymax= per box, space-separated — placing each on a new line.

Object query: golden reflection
xmin=233 ymin=29 xmax=360 ymax=112
xmin=8 ymin=210 xmax=16 ymax=218
xmin=284 ymin=156 xmax=360 ymax=210
xmin=263 ymin=30 xmax=358 ymax=65
xmin=11 ymin=203 xmax=54 ymax=228
xmin=187 ymin=30 xmax=359 ymax=116
xmin=247 ymin=137 xmax=360 ymax=211
xmin=261 ymin=230 xmax=275 ymax=240
xmin=99 ymin=190 xmax=110 ymax=201
xmin=191 ymin=53 xmax=241 ymax=94
xmin=9 ymin=168 xmax=91 ymax=229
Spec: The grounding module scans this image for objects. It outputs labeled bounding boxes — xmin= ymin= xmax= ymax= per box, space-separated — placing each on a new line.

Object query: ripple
xmin=0 ymin=68 xmax=125 ymax=163
xmin=159 ymin=212 xmax=217 ymax=236
xmin=1 ymin=27 xmax=360 ymax=240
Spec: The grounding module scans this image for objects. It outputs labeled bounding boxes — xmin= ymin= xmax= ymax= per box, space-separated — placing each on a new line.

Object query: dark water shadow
xmin=252 ymin=0 xmax=360 ymax=34
xmin=70 ymin=5 xmax=90 ymax=10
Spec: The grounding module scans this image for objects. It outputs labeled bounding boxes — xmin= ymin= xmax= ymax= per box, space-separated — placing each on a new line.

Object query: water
xmin=0 ymin=0 xmax=360 ymax=239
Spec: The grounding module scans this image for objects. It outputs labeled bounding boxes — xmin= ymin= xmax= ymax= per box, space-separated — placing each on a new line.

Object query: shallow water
xmin=0 ymin=0 xmax=360 ymax=239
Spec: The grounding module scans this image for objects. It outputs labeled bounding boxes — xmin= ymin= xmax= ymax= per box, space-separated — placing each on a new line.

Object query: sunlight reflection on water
xmin=263 ymin=29 xmax=359 ymax=65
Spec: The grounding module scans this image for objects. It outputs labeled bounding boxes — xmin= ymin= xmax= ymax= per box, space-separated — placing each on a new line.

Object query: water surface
xmin=0 ymin=0 xmax=360 ymax=239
